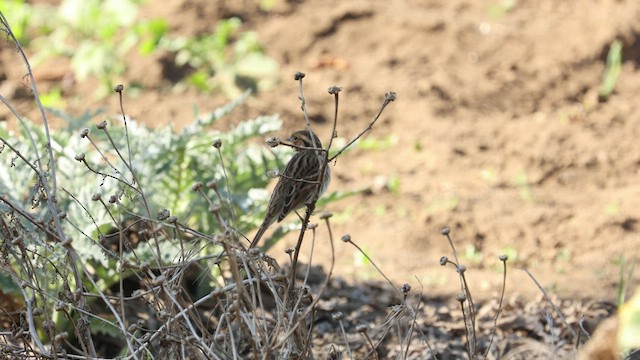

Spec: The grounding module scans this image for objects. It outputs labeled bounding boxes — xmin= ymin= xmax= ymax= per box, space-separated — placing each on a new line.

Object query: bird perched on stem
xmin=250 ymin=129 xmax=330 ymax=248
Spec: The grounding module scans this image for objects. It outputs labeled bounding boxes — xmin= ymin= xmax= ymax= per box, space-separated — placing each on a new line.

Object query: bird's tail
xmin=249 ymin=224 xmax=268 ymax=248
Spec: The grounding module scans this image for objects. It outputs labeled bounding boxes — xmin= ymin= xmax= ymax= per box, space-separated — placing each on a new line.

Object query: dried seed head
xmin=328 ymin=85 xmax=342 ymax=94
xmin=457 ymin=265 xmax=467 ymax=274
xmin=285 ymin=248 xmax=294 ymax=255
xmin=60 ymin=237 xmax=72 ymax=247
xmin=108 ymin=194 xmax=117 ymax=203
xmin=74 ymin=153 xmax=85 ymax=162
xmin=401 ymin=283 xmax=411 ymax=294
xmin=331 ymin=311 xmax=344 ymax=321
xmin=307 ymin=223 xmax=317 ymax=230
xmin=439 ymin=256 xmax=448 ymax=266
xmin=440 ymin=227 xmax=450 ymax=236
xmin=212 ymin=138 xmax=222 ymax=148
xmin=207 ymin=180 xmax=217 ymax=190
xmin=80 ymin=128 xmax=89 ymax=138
xmin=356 ymin=324 xmax=368 ymax=333
xmin=167 ymin=215 xmax=178 ymax=224
xmin=341 ymin=234 xmax=351 ymax=242
xmin=319 ymin=211 xmax=333 ymax=220
xmin=267 ymin=170 xmax=280 ymax=178
xmin=157 ymin=209 xmax=170 ymax=221
xmin=97 ymin=121 xmax=108 ymax=129
xmin=191 ymin=182 xmax=204 ymax=192
xmin=499 ymin=254 xmax=509 ymax=262
xmin=113 ymin=84 xmax=124 ymax=93
xmin=385 ymin=91 xmax=397 ymax=101
xmin=294 ymin=71 xmax=306 ymax=80
xmin=456 ymin=292 xmax=467 ymax=302
xmin=266 ymin=136 xmax=280 ymax=147
xmin=58 ymin=211 xmax=67 ymax=219
xmin=91 ymin=193 xmax=101 ymax=201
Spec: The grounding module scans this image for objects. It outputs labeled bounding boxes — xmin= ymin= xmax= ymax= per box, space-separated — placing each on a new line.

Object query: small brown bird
xmin=250 ymin=129 xmax=331 ymax=248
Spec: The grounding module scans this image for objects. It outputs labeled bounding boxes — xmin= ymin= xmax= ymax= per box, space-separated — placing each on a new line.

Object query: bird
xmin=250 ymin=129 xmax=331 ymax=248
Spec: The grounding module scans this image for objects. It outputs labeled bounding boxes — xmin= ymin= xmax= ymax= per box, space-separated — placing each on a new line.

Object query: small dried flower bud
xmin=32 ymin=307 xmax=42 ymax=316
xmin=307 ymin=223 xmax=317 ymax=230
xmin=285 ymin=248 xmax=294 ymax=255
xmin=212 ymin=138 xmax=222 ymax=148
xmin=20 ymin=281 xmax=28 ymax=289
xmin=267 ymin=170 xmax=280 ymax=178
xmin=167 ymin=215 xmax=178 ymax=223
xmin=11 ymin=236 xmax=23 ymax=245
xmin=401 ymin=283 xmax=411 ymax=294
xmin=319 ymin=211 xmax=333 ymax=220
xmin=294 ymin=71 xmax=306 ymax=80
xmin=439 ymin=256 xmax=448 ymax=266
xmin=332 ymin=311 xmax=344 ymax=320
xmin=385 ymin=91 xmax=397 ymax=101
xmin=341 ymin=234 xmax=351 ymax=243
xmin=440 ymin=227 xmax=450 ymax=236
xmin=74 ymin=153 xmax=85 ymax=162
xmin=108 ymin=194 xmax=117 ymax=203
xmin=113 ymin=84 xmax=124 ymax=93
xmin=91 ymin=193 xmax=101 ymax=201
xmin=456 ymin=292 xmax=467 ymax=302
xmin=54 ymin=332 xmax=68 ymax=344
xmin=457 ymin=265 xmax=467 ymax=274
xmin=356 ymin=324 xmax=368 ymax=333
xmin=127 ymin=323 xmax=137 ymax=332
xmin=152 ymin=275 xmax=166 ymax=286
xmin=191 ymin=182 xmax=204 ymax=192
xmin=97 ymin=121 xmax=108 ymax=129
xmin=157 ymin=209 xmax=170 ymax=221
xmin=207 ymin=180 xmax=217 ymax=190
xmin=157 ymin=311 xmax=169 ymax=320
xmin=58 ymin=211 xmax=67 ymax=219
xmin=42 ymin=320 xmax=55 ymax=330
xmin=328 ymin=85 xmax=342 ymax=94
xmin=266 ymin=136 xmax=280 ymax=147
xmin=80 ymin=128 xmax=89 ymax=138
xmin=499 ymin=254 xmax=509 ymax=262
xmin=55 ymin=301 xmax=66 ymax=311
xmin=60 ymin=237 xmax=72 ymax=247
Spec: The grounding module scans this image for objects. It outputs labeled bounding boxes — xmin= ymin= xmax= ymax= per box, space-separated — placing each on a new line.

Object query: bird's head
xmin=288 ymin=129 xmax=323 ymax=150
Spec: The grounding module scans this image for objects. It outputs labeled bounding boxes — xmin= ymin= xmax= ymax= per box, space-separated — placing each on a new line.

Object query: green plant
xmin=166 ymin=17 xmax=278 ymax=97
xmin=599 ymin=39 xmax=623 ymax=102
xmin=612 ymin=254 xmax=636 ymax=306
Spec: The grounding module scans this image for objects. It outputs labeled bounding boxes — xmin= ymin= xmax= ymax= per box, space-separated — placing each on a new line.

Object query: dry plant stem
xmin=347 ymin=239 xmax=403 ymax=300
xmin=270 ymin=215 xmax=337 ymax=352
xmin=410 ymin=279 xmax=437 ymax=360
xmin=521 ymin=268 xmax=578 ymax=341
xmin=484 ymin=259 xmax=508 ymax=358
xmin=128 ymin=275 xmax=276 ymax=359
xmin=337 ymin=318 xmax=353 ymax=359
xmin=360 ymin=331 xmax=380 ymax=360
xmin=215 ymin=146 xmax=237 ymax=227
xmin=116 ymin=89 xmax=134 ymax=173
xmin=84 ymin=134 xmax=123 ymax=177
xmin=329 ymin=91 xmax=396 ymax=162
xmin=0 ymin=13 xmax=63 ymax=239
xmin=458 ymin=299 xmax=473 ymax=360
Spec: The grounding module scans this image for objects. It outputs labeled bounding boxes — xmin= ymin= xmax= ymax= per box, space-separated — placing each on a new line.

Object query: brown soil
xmin=3 ymin=0 xmax=640 ymax=306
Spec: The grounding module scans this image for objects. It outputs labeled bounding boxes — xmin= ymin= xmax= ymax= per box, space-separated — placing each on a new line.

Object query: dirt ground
xmin=3 ymin=0 xmax=640 ymax=305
